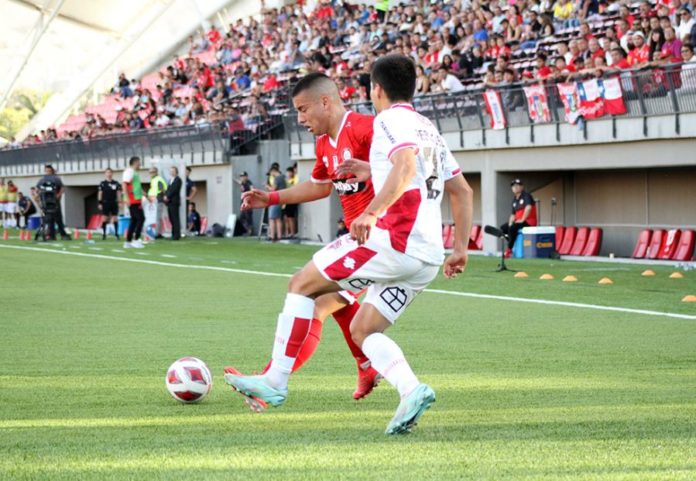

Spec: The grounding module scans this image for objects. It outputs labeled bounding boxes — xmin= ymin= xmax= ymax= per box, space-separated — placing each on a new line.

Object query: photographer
xmin=36 ymin=164 xmax=71 ymax=241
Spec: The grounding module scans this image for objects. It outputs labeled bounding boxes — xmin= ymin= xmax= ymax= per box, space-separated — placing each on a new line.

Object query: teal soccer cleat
xmin=223 ymin=373 xmax=287 ymax=408
xmin=385 ymin=384 xmax=436 ymax=435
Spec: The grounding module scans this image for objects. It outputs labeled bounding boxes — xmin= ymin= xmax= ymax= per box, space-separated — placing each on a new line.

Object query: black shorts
xmin=102 ymin=202 xmax=119 ymax=216
xmin=283 ymin=204 xmax=298 ymax=218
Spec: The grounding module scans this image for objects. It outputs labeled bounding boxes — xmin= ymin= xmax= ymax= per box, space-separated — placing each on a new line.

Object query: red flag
xmin=523 ymin=84 xmax=551 ymax=123
xmin=601 ymin=77 xmax=627 ymax=116
xmin=483 ymin=90 xmax=506 ymax=130
xmin=577 ymin=78 xmax=606 ymax=120
xmin=557 ymin=82 xmax=581 ymax=124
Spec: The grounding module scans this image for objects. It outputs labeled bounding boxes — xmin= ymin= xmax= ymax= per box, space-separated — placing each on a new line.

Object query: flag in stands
xmin=483 ymin=90 xmax=506 ymax=130
xmin=557 ymin=82 xmax=581 ymax=124
xmin=601 ymin=77 xmax=628 ymax=116
xmin=523 ymin=84 xmax=551 ymax=124
xmin=576 ymin=78 xmax=606 ymax=120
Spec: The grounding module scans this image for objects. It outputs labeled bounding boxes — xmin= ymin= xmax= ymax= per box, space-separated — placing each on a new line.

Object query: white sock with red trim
xmin=362 ymin=333 xmax=419 ymax=398
xmin=265 ymin=293 xmax=315 ymax=390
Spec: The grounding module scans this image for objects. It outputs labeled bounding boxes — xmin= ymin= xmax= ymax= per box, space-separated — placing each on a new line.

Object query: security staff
xmin=164 ymin=166 xmax=182 ymax=240
xmin=500 ymin=178 xmax=537 ymax=255
xmin=147 ymin=167 xmax=168 ymax=239
xmin=98 ymin=168 xmax=122 ymax=240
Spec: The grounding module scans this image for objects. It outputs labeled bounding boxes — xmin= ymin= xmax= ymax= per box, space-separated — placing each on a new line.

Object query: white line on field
xmin=88 ymin=247 xmax=103 ymax=251
xmin=1 ymin=244 xmax=694 ymax=320
xmin=161 ymin=254 xmax=176 ymax=258
xmin=111 ymin=249 xmax=125 ymax=253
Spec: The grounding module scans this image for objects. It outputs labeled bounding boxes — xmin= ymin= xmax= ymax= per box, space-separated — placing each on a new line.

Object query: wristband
xmin=268 ymin=191 xmax=280 ymax=206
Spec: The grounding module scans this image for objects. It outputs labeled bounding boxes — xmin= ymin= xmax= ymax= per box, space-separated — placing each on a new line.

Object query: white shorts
xmin=313 ymin=233 xmax=439 ymax=323
xmin=5 ymin=202 xmax=17 ymax=214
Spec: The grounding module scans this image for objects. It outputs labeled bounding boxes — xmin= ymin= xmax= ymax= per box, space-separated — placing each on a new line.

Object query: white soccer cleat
xmin=123 ymin=242 xmax=133 ymax=249
xmin=132 ymin=239 xmax=145 ymax=248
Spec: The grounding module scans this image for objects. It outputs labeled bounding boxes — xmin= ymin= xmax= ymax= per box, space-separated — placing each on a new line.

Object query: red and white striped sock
xmin=265 ymin=293 xmax=315 ymax=390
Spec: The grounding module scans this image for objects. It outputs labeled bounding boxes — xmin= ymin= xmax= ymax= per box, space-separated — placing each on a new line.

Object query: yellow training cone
xmin=539 ymin=274 xmax=554 ymax=280
xmin=670 ymin=272 xmax=684 ymax=279
xmin=598 ymin=277 xmax=613 ymax=285
xmin=642 ymin=269 xmax=656 ymax=277
xmin=682 ymin=295 xmax=696 ymax=302
xmin=563 ymin=275 xmax=578 ymax=282
xmin=514 ymin=272 xmax=529 ymax=278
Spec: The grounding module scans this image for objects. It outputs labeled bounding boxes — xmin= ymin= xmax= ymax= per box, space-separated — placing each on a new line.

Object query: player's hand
xmin=335 ymin=158 xmax=371 ymax=184
xmin=241 ymin=188 xmax=270 ymax=211
xmin=443 ymin=250 xmax=468 ymax=279
xmin=350 ymin=212 xmax=377 ymax=246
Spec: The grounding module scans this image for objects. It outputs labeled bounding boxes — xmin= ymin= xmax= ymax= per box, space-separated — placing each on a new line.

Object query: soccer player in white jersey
xmin=225 ymin=54 xmax=473 ymax=434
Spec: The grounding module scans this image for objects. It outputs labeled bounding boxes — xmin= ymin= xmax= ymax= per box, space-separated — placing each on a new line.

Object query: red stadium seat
xmin=199 ymin=217 xmax=208 ymax=235
xmin=632 ymin=229 xmax=652 ymax=258
xmin=468 ymin=224 xmax=481 ymax=250
xmin=569 ymin=227 xmax=589 ymax=256
xmin=442 ymin=224 xmax=453 ymax=248
xmin=645 ymin=229 xmax=665 ymax=259
xmin=86 ymin=214 xmax=104 ymax=231
xmin=558 ymin=226 xmax=577 ymax=255
xmin=555 ymin=226 xmax=565 ymax=250
xmin=658 ymin=229 xmax=681 ymax=260
xmin=475 ymin=227 xmax=483 ymax=250
xmin=672 ymin=230 xmax=695 ymax=261
xmin=582 ymin=228 xmax=602 ymax=256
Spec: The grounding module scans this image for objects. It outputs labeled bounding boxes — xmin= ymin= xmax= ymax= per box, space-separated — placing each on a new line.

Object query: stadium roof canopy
xmin=0 ymin=0 xmax=263 ymax=139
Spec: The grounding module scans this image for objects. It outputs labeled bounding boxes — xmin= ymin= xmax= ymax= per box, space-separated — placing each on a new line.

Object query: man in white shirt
xmin=677 ymin=9 xmax=696 ymax=41
xmin=224 ymin=55 xmax=474 ymax=435
xmin=439 ymin=66 xmax=466 ymax=93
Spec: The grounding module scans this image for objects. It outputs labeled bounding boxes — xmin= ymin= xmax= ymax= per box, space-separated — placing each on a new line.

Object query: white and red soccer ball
xmin=165 ymin=357 xmax=213 ymax=403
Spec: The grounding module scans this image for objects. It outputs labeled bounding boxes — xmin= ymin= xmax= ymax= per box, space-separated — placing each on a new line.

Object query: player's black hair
xmin=105 ymin=167 xmax=113 ymax=173
xmin=129 ymin=156 xmax=140 ymax=166
xmin=370 ymin=54 xmax=416 ymax=103
xmin=291 ymin=72 xmax=332 ymax=98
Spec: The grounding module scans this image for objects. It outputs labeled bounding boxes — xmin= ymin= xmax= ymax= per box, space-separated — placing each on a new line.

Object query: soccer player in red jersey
xmin=225 ymin=73 xmax=380 ymax=410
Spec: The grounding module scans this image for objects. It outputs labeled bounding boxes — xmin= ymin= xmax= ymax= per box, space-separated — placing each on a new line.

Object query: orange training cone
xmin=598 ymin=277 xmax=614 ymax=285
xmin=86 ymin=230 xmax=92 ymax=240
xmin=74 ymin=229 xmax=80 ymax=240
xmin=23 ymin=230 xmax=31 ymax=241
xmin=641 ymin=269 xmax=656 ymax=277
xmin=563 ymin=275 xmax=578 ymax=282
xmin=669 ymin=272 xmax=684 ymax=279
xmin=539 ymin=273 xmax=554 ymax=280
xmin=514 ymin=272 xmax=529 ymax=278
xmin=682 ymin=295 xmax=696 ymax=302
xmin=2 ymin=230 xmax=8 ymax=241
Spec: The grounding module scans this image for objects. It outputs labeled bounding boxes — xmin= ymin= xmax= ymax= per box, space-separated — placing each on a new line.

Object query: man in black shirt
xmin=97 ymin=168 xmax=122 ymax=240
xmin=235 ymin=171 xmax=253 ymax=235
xmin=17 ymin=191 xmax=36 ymax=228
xmin=164 ymin=166 xmax=182 ymax=240
xmin=36 ymin=164 xmax=70 ymax=240
xmin=500 ymin=179 xmax=538 ymax=256
xmin=187 ymin=202 xmax=201 ymax=235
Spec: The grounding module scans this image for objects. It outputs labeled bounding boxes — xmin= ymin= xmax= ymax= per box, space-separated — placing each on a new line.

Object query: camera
xmin=38 ymin=180 xmax=59 ymax=215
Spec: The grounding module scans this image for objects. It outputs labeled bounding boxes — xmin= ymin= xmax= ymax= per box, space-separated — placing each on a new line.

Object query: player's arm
xmin=122 ymin=181 xmax=132 ymax=206
xmin=97 ymin=185 xmax=103 ymax=210
xmin=350 ymin=148 xmax=417 ymax=245
xmin=443 ymin=174 xmax=474 ymax=279
xmin=242 ymin=180 xmax=332 ymax=210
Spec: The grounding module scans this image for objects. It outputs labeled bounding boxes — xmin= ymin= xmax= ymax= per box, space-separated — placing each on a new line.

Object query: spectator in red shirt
xmin=207 ymin=26 xmax=221 ymax=46
xmin=628 ymin=32 xmax=650 ymax=66
xmin=588 ymin=37 xmax=606 ymax=59
xmin=610 ymin=47 xmax=631 ymax=69
xmin=535 ymin=52 xmax=552 ymax=79
xmin=619 ymin=5 xmax=636 ymax=28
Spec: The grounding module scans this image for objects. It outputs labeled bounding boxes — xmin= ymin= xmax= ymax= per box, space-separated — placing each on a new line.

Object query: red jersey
xmin=311 ymin=111 xmax=375 ymax=229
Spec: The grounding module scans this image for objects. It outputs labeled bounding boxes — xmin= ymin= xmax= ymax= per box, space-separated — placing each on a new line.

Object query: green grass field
xmin=1 ymin=237 xmax=695 ymax=481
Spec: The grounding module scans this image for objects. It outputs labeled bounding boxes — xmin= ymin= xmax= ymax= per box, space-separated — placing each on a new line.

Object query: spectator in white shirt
xmin=677 ymin=9 xmax=696 ymax=41
xmin=438 ymin=66 xmax=466 ymax=93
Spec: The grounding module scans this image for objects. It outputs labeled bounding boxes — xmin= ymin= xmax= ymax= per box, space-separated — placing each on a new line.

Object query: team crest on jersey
xmin=343 ymin=257 xmax=356 ymax=270
xmin=342 ymin=148 xmax=352 ymax=161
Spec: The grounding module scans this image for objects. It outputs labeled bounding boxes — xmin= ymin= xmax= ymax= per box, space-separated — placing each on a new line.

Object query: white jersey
xmin=369 ymin=103 xmax=461 ymax=265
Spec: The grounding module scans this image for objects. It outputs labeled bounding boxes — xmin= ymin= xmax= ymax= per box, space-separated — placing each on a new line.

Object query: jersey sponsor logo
xmin=379 ymin=120 xmax=396 ymax=144
xmin=379 ymin=287 xmax=408 ymax=313
xmin=332 ymin=180 xmax=366 ymax=196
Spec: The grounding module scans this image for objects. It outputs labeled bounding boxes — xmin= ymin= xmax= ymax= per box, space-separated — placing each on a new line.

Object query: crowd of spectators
xmin=7 ymin=0 xmax=696 ymax=149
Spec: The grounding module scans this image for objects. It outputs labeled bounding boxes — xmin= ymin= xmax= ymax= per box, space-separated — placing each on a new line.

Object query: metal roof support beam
xmin=0 ymin=0 xmax=67 ymax=110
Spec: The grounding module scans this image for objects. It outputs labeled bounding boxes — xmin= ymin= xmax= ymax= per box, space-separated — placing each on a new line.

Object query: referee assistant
xmin=500 ymin=178 xmax=537 ymax=255
xmin=98 ymin=168 xmax=121 ymax=240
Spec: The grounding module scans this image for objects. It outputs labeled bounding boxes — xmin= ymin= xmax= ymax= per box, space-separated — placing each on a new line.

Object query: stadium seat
xmin=558 ymin=226 xmax=577 ymax=255
xmin=672 ymin=229 xmax=695 ymax=261
xmin=444 ymin=224 xmax=455 ymax=249
xmin=442 ymin=224 xmax=452 ymax=247
xmin=582 ymin=227 xmax=602 ymax=256
xmin=468 ymin=224 xmax=480 ymax=250
xmin=658 ymin=229 xmax=681 ymax=260
xmin=569 ymin=227 xmax=589 ymax=256
xmin=645 ymin=229 xmax=665 ymax=259
xmin=555 ymin=226 xmax=565 ymax=250
xmin=631 ymin=229 xmax=652 ymax=258
xmin=475 ymin=227 xmax=483 ymax=250
xmin=200 ymin=217 xmax=208 ymax=235
xmin=86 ymin=214 xmax=104 ymax=231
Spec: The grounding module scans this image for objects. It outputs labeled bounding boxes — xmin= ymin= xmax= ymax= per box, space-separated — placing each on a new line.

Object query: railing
xmin=283 ymin=64 xmax=696 ymax=148
xmin=0 ymin=114 xmax=285 ymax=172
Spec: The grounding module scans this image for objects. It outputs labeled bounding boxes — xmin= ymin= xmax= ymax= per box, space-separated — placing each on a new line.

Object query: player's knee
xmin=350 ymin=322 xmax=368 ymax=347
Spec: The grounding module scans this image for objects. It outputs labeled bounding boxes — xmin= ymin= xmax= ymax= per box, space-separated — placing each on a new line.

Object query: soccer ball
xmin=165 ymin=357 xmax=213 ymax=403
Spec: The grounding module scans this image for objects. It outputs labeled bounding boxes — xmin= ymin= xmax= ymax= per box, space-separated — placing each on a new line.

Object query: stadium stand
xmin=7 ymin=0 xmax=696 ymax=149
